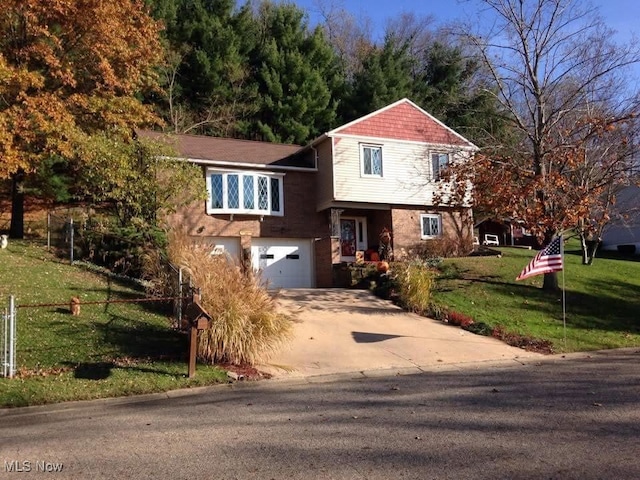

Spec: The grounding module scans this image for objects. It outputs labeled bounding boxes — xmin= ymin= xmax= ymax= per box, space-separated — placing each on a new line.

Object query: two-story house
xmin=141 ymin=98 xmax=478 ymax=288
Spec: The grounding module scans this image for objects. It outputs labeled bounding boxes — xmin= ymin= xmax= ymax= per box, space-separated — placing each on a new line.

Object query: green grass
xmin=431 ymin=242 xmax=640 ymax=353
xmin=0 ymin=241 xmax=228 ymax=408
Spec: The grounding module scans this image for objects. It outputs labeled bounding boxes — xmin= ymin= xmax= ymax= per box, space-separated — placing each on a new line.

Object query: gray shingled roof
xmin=136 ymin=130 xmax=314 ymax=169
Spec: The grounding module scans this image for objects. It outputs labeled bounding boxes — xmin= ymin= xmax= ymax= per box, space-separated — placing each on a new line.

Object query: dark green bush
xmin=78 ymin=218 xmax=167 ymax=278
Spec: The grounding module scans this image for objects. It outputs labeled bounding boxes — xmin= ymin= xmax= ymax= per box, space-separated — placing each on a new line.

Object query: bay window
xmin=207 ymin=169 xmax=284 ymax=216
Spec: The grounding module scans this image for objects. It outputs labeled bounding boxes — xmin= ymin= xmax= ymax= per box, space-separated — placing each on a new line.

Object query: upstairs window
xmin=420 ymin=214 xmax=442 ymax=239
xmin=361 ymin=145 xmax=383 ymax=177
xmin=431 ymin=153 xmax=450 ymax=181
xmin=207 ymin=169 xmax=284 ymax=216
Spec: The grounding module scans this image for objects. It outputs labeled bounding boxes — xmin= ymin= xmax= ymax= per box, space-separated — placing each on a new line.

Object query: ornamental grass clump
xmin=393 ymin=260 xmax=434 ymax=315
xmin=167 ymin=231 xmax=292 ymax=366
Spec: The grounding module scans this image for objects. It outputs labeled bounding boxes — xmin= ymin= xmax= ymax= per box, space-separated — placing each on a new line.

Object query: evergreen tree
xmin=148 ymin=0 xmax=258 ymax=136
xmin=245 ymin=1 xmax=342 ymax=144
xmin=339 ymin=36 xmax=413 ymax=122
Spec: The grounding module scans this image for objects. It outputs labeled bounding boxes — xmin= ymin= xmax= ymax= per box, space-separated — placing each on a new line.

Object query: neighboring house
xmin=140 ymin=98 xmax=478 ymax=288
xmin=601 ymin=184 xmax=640 ymax=253
xmin=475 ymin=218 xmax=539 ymax=248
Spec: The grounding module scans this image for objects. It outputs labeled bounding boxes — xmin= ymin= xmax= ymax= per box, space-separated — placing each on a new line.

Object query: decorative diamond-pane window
xmin=420 ymin=214 xmax=442 ymax=238
xmin=243 ymin=175 xmax=254 ymax=209
xmin=227 ymin=174 xmax=239 ymax=209
xmin=211 ymin=174 xmax=223 ymax=209
xmin=362 ymin=145 xmax=382 ymax=176
xmin=258 ymin=176 xmax=269 ymax=210
xmin=270 ymin=177 xmax=280 ymax=212
xmin=208 ymin=170 xmax=283 ymax=216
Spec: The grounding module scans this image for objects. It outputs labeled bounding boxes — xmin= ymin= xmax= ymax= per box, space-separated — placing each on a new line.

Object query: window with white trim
xmin=206 ymin=169 xmax=284 ymax=216
xmin=431 ymin=152 xmax=450 ymax=181
xmin=420 ymin=214 xmax=442 ymax=239
xmin=361 ymin=144 xmax=383 ymax=177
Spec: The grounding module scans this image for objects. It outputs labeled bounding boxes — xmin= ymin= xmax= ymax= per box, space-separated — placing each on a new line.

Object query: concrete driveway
xmin=259 ymin=289 xmax=543 ymax=379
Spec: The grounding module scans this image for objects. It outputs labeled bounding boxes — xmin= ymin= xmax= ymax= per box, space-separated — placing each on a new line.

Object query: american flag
xmin=516 ymin=236 xmax=564 ymax=281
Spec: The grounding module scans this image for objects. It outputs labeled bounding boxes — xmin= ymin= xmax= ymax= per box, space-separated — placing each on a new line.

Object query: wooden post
xmin=188 ymin=326 xmax=197 ymax=378
xmin=185 ymin=293 xmax=211 ymax=379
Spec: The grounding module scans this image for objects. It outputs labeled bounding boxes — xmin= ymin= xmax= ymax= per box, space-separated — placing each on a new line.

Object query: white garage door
xmin=251 ymin=238 xmax=314 ymax=289
xmin=198 ymin=237 xmax=241 ymax=261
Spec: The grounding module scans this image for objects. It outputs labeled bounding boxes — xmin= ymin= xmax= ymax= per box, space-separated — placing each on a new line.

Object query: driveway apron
xmin=260 ymin=289 xmax=543 ymax=379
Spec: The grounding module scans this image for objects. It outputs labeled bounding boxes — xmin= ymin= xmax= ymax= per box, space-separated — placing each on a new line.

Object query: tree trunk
xmin=542 ymin=271 xmax=559 ymax=291
xmin=9 ymin=169 xmax=25 ymax=239
xmin=579 ymin=232 xmax=598 ymax=265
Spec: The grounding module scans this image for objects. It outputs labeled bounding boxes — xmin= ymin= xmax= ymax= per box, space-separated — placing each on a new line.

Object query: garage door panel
xmin=195 ymin=236 xmax=241 ymax=260
xmin=251 ymin=239 xmax=313 ymax=289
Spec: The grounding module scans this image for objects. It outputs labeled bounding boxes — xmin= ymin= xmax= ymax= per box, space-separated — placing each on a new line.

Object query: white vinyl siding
xmin=420 ymin=214 xmax=442 ymax=239
xmin=331 ymin=135 xmax=471 ymax=206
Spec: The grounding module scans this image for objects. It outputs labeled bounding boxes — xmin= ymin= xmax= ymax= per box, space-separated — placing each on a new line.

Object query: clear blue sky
xmin=291 ymin=0 xmax=640 ymax=45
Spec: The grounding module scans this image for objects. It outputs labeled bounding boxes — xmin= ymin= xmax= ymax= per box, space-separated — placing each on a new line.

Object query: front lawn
xmin=431 ymin=244 xmax=640 ymax=353
xmin=0 ymin=241 xmax=228 ymax=408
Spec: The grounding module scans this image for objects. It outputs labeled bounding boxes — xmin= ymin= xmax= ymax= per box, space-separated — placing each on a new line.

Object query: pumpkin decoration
xmin=377 ymin=261 xmax=390 ymax=273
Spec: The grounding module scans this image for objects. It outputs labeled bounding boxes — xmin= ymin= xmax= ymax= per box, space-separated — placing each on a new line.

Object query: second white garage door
xmin=251 ymin=238 xmax=314 ymax=289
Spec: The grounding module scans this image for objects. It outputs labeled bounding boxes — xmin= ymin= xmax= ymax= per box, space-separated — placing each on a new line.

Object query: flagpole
xmin=561 ymin=237 xmax=567 ymax=345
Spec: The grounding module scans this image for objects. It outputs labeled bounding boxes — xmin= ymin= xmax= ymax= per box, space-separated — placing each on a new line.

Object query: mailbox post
xmin=185 ymin=296 xmax=212 ymax=378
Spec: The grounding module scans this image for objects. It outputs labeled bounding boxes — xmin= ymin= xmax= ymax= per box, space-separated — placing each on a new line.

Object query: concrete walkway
xmin=259 ymin=289 xmax=544 ymax=379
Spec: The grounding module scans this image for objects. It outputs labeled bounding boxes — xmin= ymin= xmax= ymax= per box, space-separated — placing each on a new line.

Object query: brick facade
xmin=391 ymin=207 xmax=473 ymax=259
xmin=168 ymin=169 xmax=328 ymax=239
xmin=168 ymin=169 xmax=336 ymax=287
xmin=314 ymin=237 xmax=338 ymax=287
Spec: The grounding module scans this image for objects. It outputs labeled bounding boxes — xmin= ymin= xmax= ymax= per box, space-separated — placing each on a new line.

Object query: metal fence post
xmin=2 ymin=304 xmax=7 ymax=377
xmin=178 ymin=267 xmax=183 ymax=327
xmin=47 ymin=212 xmax=51 ymax=251
xmin=69 ymin=218 xmax=74 ymax=264
xmin=6 ymin=296 xmax=16 ymax=378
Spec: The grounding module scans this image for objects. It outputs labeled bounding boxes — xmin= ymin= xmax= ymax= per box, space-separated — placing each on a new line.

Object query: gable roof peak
xmin=328 ymin=98 xmax=477 ymax=149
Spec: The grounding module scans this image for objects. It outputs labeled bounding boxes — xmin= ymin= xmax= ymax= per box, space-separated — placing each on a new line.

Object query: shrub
xmin=446 ymin=310 xmax=475 ymax=327
xmin=167 ymin=230 xmax=292 ymax=366
xmin=427 ymin=302 xmax=448 ymax=321
xmin=78 ymin=216 xmax=167 ymax=278
xmin=392 ymin=261 xmax=434 ymax=315
xmin=463 ymin=321 xmax=492 ymax=336
xmin=405 ymin=234 xmax=474 ymax=260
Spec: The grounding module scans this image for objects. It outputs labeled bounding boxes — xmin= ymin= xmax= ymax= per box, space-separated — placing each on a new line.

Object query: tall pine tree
xmin=148 ymin=0 xmax=258 ymax=136
xmin=339 ymin=36 xmax=413 ymax=122
xmin=246 ymin=1 xmax=342 ymax=144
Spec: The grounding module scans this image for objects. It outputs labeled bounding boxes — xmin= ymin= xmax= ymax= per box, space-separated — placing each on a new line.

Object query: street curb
xmin=1 ymin=347 xmax=638 ymax=417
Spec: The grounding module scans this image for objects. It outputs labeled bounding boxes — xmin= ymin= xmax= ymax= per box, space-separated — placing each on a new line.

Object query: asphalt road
xmin=1 ymin=349 xmax=639 ymax=480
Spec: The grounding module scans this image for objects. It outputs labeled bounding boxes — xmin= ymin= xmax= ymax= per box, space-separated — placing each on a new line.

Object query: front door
xmin=340 ymin=217 xmax=367 ymax=262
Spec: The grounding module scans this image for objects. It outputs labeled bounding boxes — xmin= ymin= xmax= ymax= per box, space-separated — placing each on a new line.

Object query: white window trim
xmin=360 ymin=144 xmax=383 ymax=178
xmin=206 ymin=168 xmax=284 ymax=216
xmin=420 ymin=213 xmax=442 ymax=239
xmin=431 ymin=151 xmax=451 ymax=181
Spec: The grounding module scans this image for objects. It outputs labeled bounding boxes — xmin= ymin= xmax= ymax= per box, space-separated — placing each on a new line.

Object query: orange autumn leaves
xmin=0 ymin=0 xmax=163 ymax=179
xmin=440 ymin=117 xmax=633 ymax=242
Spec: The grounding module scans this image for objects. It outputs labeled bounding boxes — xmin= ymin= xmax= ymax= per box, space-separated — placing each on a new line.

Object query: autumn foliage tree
xmin=0 ymin=0 xmax=163 ymax=238
xmin=451 ymin=0 xmax=640 ymax=289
